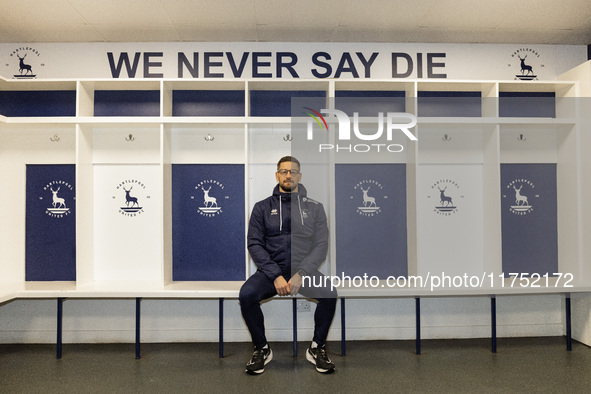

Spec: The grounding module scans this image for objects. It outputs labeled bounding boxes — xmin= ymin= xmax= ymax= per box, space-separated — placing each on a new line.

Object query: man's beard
xmin=280 ymin=180 xmax=297 ymax=192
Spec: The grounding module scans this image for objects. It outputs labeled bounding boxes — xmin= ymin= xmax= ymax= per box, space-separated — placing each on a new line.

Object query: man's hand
xmin=289 ymin=272 xmax=303 ymax=296
xmin=274 ymin=276 xmax=291 ymax=296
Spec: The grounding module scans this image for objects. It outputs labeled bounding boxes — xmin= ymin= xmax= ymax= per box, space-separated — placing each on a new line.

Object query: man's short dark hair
xmin=277 ymin=156 xmax=300 ymax=170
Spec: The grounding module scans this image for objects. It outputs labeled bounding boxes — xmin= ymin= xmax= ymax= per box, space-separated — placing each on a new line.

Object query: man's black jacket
xmin=247 ymin=183 xmax=328 ymax=281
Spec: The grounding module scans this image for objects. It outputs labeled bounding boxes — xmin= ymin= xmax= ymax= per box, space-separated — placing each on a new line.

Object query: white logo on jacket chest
xmin=301 ymin=209 xmax=309 ymax=219
xmin=271 ymin=209 xmax=278 ymax=215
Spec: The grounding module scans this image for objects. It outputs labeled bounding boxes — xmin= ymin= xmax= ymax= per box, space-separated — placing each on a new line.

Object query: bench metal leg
xmin=135 ymin=298 xmax=142 ymax=359
xmin=566 ymin=295 xmax=572 ymax=351
xmin=415 ymin=297 xmax=421 ymax=355
xmin=219 ymin=298 xmax=224 ymax=358
xmin=56 ymin=298 xmax=65 ymax=359
xmin=491 ymin=296 xmax=497 ymax=353
xmin=341 ymin=297 xmax=346 ymax=356
xmin=293 ymin=298 xmax=298 ymax=357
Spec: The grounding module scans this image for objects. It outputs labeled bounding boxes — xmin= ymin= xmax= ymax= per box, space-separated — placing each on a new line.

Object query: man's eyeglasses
xmin=277 ymin=169 xmax=301 ymax=176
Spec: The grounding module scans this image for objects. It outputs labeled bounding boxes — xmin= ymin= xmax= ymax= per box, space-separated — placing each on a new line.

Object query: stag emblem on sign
xmin=438 ymin=186 xmax=453 ymax=207
xmin=505 ymin=179 xmax=536 ymax=215
xmin=123 ymin=187 xmax=140 ymax=208
xmin=44 ymin=181 xmax=74 ymax=218
xmin=12 ymin=52 xmax=38 ymax=79
xmin=509 ymin=183 xmax=533 ymax=214
xmin=17 ymin=54 xmax=33 ymax=76
xmin=196 ymin=180 xmax=224 ymax=217
xmin=353 ymin=180 xmax=383 ymax=217
xmin=116 ymin=180 xmax=147 ymax=217
xmin=511 ymin=49 xmax=539 ymax=81
xmin=429 ymin=180 xmax=461 ymax=216
xmin=518 ymin=55 xmax=533 ymax=77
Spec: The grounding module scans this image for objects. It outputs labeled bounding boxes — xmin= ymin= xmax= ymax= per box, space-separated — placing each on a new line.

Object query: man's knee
xmin=317 ymin=296 xmax=337 ymax=308
xmin=239 ymin=284 xmax=256 ymax=305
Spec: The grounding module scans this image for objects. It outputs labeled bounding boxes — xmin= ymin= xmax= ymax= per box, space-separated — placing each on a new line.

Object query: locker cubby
xmin=168 ymin=123 xmax=246 ymax=164
xmin=247 ymin=80 xmax=329 ymax=117
xmin=334 ymin=80 xmax=417 ymax=114
xmin=89 ymin=124 xmax=162 ymax=164
xmin=162 ymin=80 xmax=247 ymax=118
xmin=94 ymin=90 xmax=160 ymax=117
xmin=0 ymin=124 xmax=76 ymax=286
xmin=0 ymin=79 xmax=77 ymax=118
xmin=498 ymin=81 xmax=577 ymax=119
xmin=77 ymin=80 xmax=162 ymax=117
xmin=498 ymin=123 xmax=578 ymax=283
xmin=334 ymin=90 xmax=407 ymax=115
xmin=417 ymin=91 xmax=482 ymax=117
xmin=0 ymin=90 xmax=76 ymax=117
xmin=416 ymin=123 xmax=494 ymax=164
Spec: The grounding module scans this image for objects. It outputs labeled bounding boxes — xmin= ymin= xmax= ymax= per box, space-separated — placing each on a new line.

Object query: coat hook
xmin=125 ymin=134 xmax=135 ymax=142
xmin=284 ymin=134 xmax=292 ymax=141
xmin=442 ymin=134 xmax=452 ymax=142
xmin=518 ymin=134 xmax=527 ymax=142
xmin=205 ymin=134 xmax=214 ymax=142
xmin=50 ymin=134 xmax=60 ymax=142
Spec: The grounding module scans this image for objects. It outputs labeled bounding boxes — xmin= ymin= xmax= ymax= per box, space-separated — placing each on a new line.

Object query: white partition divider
xmin=93 ymin=164 xmax=163 ymax=283
xmin=417 ymin=164 xmax=484 ymax=278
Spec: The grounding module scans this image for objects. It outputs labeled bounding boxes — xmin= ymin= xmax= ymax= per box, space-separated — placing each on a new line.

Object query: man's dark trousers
xmin=239 ymin=269 xmax=337 ymax=348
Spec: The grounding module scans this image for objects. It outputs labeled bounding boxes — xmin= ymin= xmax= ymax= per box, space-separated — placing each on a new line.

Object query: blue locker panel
xmin=499 ymin=92 xmax=556 ymax=118
xmin=250 ymin=90 xmax=326 ymax=116
xmin=501 ymin=163 xmax=558 ymax=275
xmin=335 ymin=90 xmax=406 ymax=116
xmin=0 ymin=91 xmax=76 ymax=117
xmin=335 ymin=164 xmax=408 ymax=278
xmin=172 ymin=164 xmax=245 ymax=281
xmin=172 ymin=90 xmax=245 ymax=116
xmin=418 ymin=91 xmax=482 ymax=117
xmin=94 ymin=90 xmax=160 ymax=116
xmin=26 ymin=164 xmax=76 ymax=281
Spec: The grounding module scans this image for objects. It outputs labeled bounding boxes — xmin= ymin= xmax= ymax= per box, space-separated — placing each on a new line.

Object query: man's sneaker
xmin=245 ymin=346 xmax=273 ymax=375
xmin=306 ymin=344 xmax=335 ymax=373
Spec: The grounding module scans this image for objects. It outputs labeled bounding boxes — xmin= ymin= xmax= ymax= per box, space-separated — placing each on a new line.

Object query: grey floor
xmin=1 ymin=337 xmax=590 ymax=393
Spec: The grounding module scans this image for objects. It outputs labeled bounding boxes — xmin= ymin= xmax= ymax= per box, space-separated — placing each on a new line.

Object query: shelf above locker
xmin=416 ymin=117 xmax=577 ymax=125
xmin=0 ymin=77 xmax=77 ymax=91
xmin=498 ymin=81 xmax=576 ymax=95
